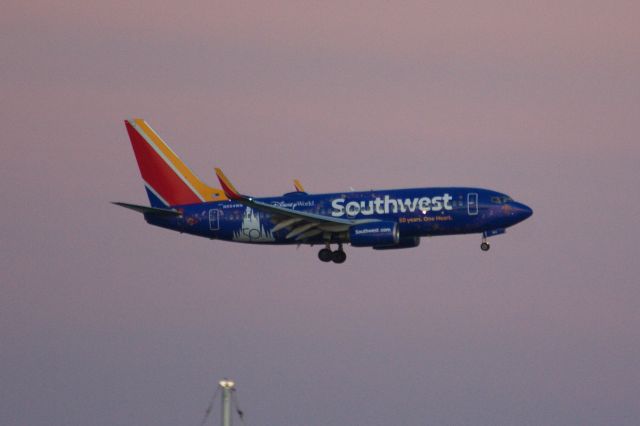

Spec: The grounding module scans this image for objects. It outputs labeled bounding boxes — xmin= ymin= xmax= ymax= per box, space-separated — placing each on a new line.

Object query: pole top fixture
xmin=219 ymin=379 xmax=235 ymax=389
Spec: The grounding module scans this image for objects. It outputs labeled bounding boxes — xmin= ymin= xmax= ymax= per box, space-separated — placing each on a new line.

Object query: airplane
xmin=114 ymin=119 xmax=533 ymax=263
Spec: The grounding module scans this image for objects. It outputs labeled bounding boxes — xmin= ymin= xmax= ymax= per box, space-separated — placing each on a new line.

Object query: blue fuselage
xmin=143 ymin=187 xmax=532 ymax=246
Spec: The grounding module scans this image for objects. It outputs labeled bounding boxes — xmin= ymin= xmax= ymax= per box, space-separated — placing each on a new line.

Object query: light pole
xmin=219 ymin=379 xmax=235 ymax=426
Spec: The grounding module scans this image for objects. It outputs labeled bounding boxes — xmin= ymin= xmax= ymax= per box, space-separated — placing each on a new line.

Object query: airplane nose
xmin=511 ymin=202 xmax=533 ymax=221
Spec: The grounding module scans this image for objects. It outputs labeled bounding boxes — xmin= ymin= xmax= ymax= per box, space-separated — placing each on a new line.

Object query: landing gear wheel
xmin=480 ymin=242 xmax=491 ymax=251
xmin=331 ymin=250 xmax=347 ymax=264
xmin=318 ymin=248 xmax=333 ymax=262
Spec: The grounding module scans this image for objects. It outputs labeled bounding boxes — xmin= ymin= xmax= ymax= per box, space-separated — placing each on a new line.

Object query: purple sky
xmin=2 ymin=2 xmax=639 ymax=425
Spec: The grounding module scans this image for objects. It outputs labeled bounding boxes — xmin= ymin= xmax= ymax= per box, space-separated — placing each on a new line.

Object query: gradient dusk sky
xmin=2 ymin=2 xmax=639 ymax=425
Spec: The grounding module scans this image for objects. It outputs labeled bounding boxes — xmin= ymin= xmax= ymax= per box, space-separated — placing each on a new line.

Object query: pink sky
xmin=2 ymin=2 xmax=639 ymax=425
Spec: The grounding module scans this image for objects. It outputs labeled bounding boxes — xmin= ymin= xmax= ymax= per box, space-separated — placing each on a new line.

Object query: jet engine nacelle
xmin=349 ymin=221 xmax=399 ymax=247
xmin=373 ymin=235 xmax=420 ymax=250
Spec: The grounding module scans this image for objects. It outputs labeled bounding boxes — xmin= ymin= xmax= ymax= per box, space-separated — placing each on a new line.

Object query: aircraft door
xmin=208 ymin=209 xmax=221 ymax=230
xmin=467 ymin=193 xmax=478 ymax=215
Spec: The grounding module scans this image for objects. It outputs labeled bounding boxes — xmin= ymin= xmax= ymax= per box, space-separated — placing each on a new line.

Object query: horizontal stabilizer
xmin=111 ymin=202 xmax=181 ymax=217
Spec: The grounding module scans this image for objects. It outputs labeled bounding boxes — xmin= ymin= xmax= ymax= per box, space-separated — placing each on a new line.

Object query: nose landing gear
xmin=480 ymin=236 xmax=491 ymax=252
xmin=318 ymin=243 xmax=347 ymax=263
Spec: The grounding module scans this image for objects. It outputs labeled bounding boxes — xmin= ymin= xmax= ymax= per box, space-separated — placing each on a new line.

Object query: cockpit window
xmin=491 ymin=196 xmax=513 ymax=204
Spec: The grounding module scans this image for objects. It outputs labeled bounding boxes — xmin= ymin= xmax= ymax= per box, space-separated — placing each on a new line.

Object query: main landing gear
xmin=318 ymin=243 xmax=347 ymax=264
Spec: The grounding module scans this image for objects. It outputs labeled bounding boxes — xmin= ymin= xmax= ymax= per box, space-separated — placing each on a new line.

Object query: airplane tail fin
xmin=124 ymin=119 xmax=227 ymax=207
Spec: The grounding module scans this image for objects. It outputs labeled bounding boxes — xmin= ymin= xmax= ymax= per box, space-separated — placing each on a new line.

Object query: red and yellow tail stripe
xmin=125 ymin=119 xmax=227 ymax=206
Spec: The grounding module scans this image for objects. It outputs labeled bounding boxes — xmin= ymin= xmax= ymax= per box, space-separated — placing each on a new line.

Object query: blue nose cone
xmin=511 ymin=202 xmax=533 ymax=222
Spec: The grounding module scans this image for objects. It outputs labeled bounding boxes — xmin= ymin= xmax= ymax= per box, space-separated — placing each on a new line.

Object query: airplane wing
xmin=215 ymin=168 xmax=377 ymax=241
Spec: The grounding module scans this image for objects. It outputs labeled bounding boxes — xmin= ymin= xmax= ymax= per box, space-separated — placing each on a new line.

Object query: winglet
xmin=214 ymin=168 xmax=242 ymax=200
xmin=293 ymin=179 xmax=305 ymax=192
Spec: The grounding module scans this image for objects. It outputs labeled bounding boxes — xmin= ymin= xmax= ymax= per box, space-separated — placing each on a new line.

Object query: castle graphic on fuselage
xmin=232 ymin=207 xmax=275 ymax=242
